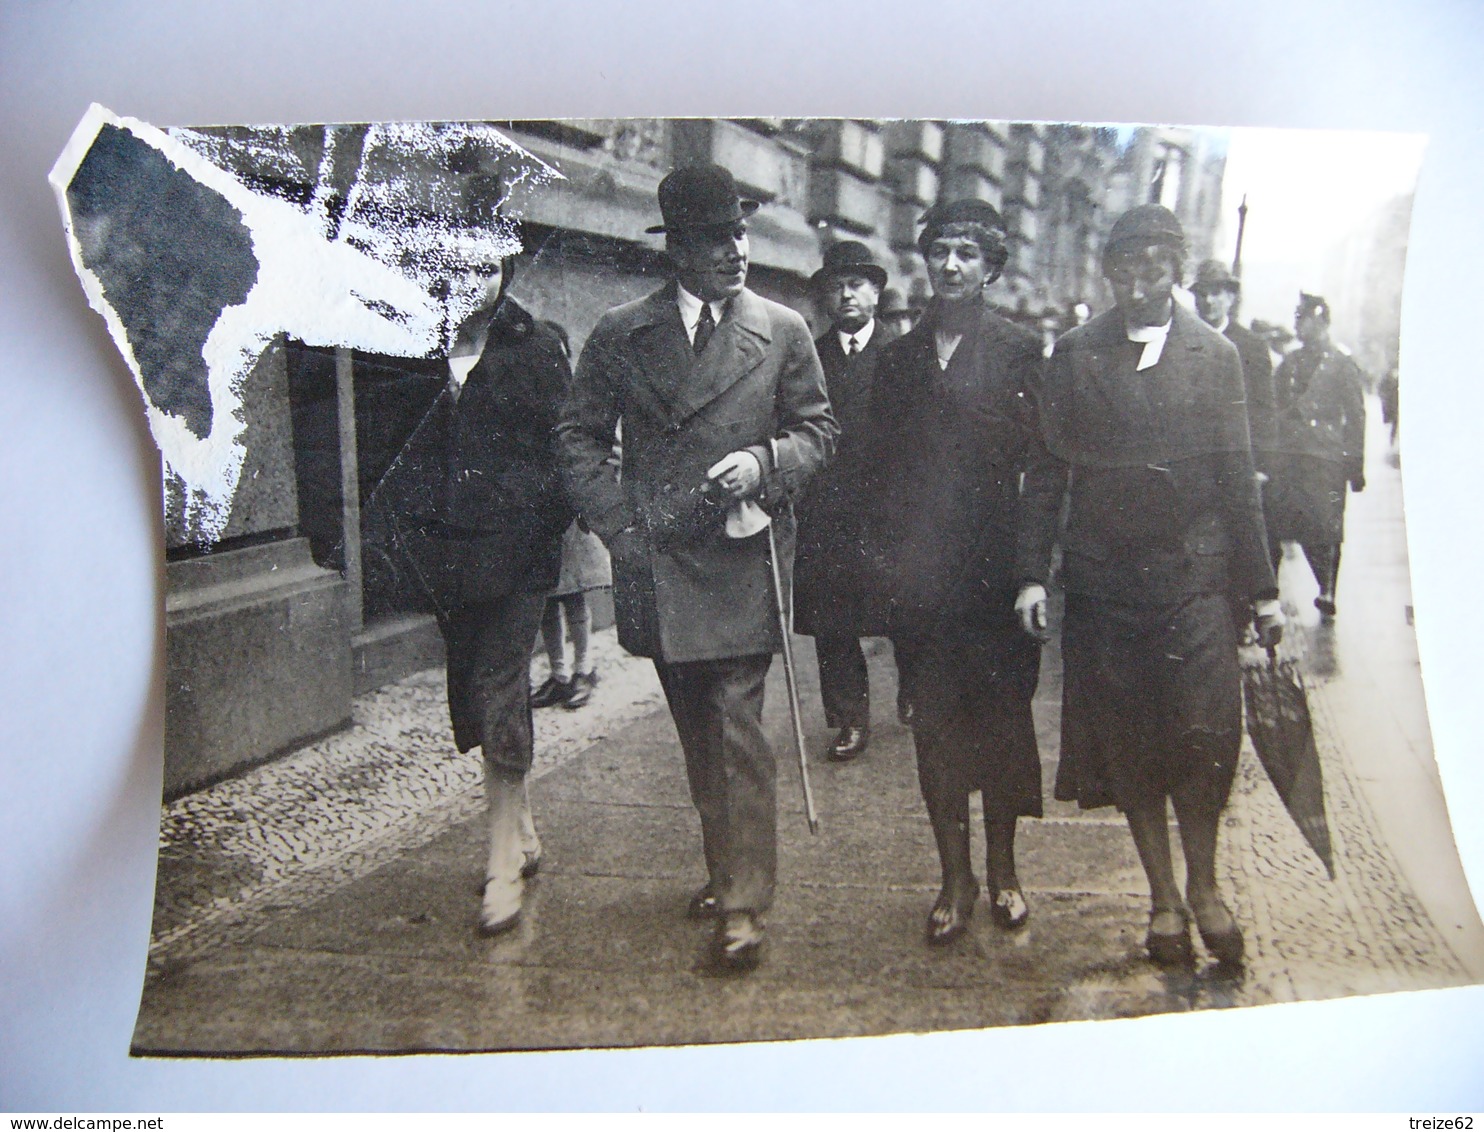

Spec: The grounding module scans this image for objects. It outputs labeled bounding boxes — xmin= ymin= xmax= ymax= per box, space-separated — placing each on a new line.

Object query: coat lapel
xmin=670 ymin=287 xmax=771 ymax=423
xmin=625 ymin=285 xmax=696 ymax=427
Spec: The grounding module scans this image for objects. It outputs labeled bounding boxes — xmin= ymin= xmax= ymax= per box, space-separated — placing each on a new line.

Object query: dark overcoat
xmin=559 ymin=284 xmax=836 ymax=664
xmin=395 ymin=298 xmax=574 ymax=614
xmin=1267 ymin=342 xmax=1366 ymax=546
xmin=1226 ymin=319 xmax=1278 ymax=472
xmin=1019 ymin=304 xmax=1276 ymax=607
xmin=793 ymin=322 xmax=884 ymax=637
xmin=869 ymin=300 xmax=1047 ymax=633
xmin=1018 ymin=304 xmax=1278 ymax=810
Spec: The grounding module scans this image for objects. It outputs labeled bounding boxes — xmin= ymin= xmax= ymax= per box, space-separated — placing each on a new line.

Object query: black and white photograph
xmin=47 ymin=110 xmax=1482 ymax=1054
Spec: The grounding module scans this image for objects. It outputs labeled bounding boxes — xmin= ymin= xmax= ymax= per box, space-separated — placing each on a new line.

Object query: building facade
xmin=163 ymin=118 xmax=1227 ymax=794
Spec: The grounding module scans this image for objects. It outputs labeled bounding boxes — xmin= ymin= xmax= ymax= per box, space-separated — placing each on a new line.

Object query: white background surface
xmin=1 ymin=0 xmax=1481 ymax=1112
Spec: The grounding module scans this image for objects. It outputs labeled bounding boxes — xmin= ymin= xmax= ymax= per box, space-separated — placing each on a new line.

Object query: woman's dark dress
xmin=867 ymin=300 xmax=1046 ymax=816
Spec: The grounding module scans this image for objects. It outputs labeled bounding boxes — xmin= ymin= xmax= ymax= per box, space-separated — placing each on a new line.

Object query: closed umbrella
xmin=1242 ymin=647 xmax=1337 ymax=879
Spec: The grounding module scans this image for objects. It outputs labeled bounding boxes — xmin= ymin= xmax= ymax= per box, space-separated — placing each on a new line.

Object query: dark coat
xmin=395 ymin=298 xmax=574 ymax=614
xmin=1225 ymin=319 xmax=1277 ymax=470
xmin=1019 ymin=304 xmax=1277 ymax=606
xmin=867 ymin=299 xmax=1047 ymax=633
xmin=559 ymin=284 xmax=837 ymax=663
xmin=1272 ymin=342 xmax=1366 ymax=477
xmin=793 ymin=321 xmax=885 ymax=637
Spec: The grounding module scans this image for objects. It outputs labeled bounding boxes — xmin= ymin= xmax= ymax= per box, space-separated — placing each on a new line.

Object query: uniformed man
xmin=558 ymin=165 xmax=836 ymax=971
xmin=1265 ymin=292 xmax=1367 ymax=618
xmin=794 ymin=240 xmax=889 ymax=762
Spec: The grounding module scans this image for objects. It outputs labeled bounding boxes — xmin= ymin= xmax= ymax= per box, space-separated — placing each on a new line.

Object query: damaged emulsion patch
xmin=49 ymin=106 xmax=561 ymax=545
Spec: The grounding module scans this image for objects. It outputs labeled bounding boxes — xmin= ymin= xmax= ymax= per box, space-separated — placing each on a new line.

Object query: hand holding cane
xmin=706 ymin=456 xmax=821 ymax=834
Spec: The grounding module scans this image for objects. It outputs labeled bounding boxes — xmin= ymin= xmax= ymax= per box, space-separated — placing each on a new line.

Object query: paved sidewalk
xmin=134 ymin=406 xmax=1482 ymax=1053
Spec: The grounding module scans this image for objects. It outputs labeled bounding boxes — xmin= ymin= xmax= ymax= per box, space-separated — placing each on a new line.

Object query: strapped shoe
xmin=926 ymin=881 xmax=979 ymax=946
xmin=1193 ymin=900 xmax=1245 ymax=967
xmin=828 ymin=725 xmax=870 ymax=762
xmin=990 ymin=888 xmax=1030 ymax=930
xmin=530 ymin=676 xmax=571 ymax=708
xmin=1145 ymin=907 xmax=1194 ymax=968
xmin=714 ymin=911 xmax=765 ymax=972
xmin=687 ymin=884 xmax=720 ymax=921
xmin=563 ymin=670 xmax=599 ymax=710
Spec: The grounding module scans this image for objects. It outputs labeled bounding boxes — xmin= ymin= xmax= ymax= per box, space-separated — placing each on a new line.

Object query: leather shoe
xmin=479 ymin=875 xmax=524 ymax=937
xmin=990 ymin=888 xmax=1030 ymax=930
xmin=687 ymin=884 xmax=720 ymax=921
xmin=563 ymin=671 xmax=598 ymax=710
xmin=530 ymin=676 xmax=571 ymax=708
xmin=926 ymin=881 xmax=978 ymax=946
xmin=1145 ymin=907 xmax=1194 ymax=968
xmin=714 ymin=912 xmax=765 ymax=972
xmin=828 ymin=725 xmax=870 ymax=761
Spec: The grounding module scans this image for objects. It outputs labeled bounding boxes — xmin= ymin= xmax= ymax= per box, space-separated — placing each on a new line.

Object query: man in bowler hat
xmin=794 ymin=240 xmax=890 ymax=761
xmin=559 ymin=165 xmax=836 ymax=970
xmin=1190 ymin=259 xmax=1278 ymax=479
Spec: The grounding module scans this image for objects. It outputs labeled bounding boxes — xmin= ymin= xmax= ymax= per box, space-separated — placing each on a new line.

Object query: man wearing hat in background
xmin=1265 ymin=292 xmax=1367 ymax=618
xmin=1191 ymin=258 xmax=1277 ymax=480
xmin=559 ymin=164 xmax=836 ymax=971
xmin=793 ymin=240 xmax=890 ymax=762
xmin=1017 ymin=204 xmax=1284 ymax=969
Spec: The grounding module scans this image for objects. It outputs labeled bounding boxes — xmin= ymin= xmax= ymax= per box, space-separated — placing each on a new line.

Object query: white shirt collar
xmin=677 ymin=285 xmax=727 ymax=343
xmin=1125 ymin=318 xmax=1172 ymax=371
xmin=837 ymin=319 xmax=875 ymax=355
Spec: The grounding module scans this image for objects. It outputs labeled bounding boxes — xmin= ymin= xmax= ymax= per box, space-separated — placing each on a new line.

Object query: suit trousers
xmin=655 ymin=654 xmax=777 ymax=914
xmin=815 ymin=632 xmax=870 ymax=730
xmin=441 ymin=591 xmax=547 ymax=777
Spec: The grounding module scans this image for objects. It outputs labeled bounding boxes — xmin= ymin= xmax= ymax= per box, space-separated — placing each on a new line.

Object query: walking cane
xmin=765 ymin=516 xmax=821 ymax=835
xmin=706 ymin=464 xmax=821 ymax=835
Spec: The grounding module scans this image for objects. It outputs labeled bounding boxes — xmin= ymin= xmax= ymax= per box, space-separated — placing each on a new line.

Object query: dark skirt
xmin=440 ymin=592 xmax=547 ymax=775
xmin=893 ymin=619 xmax=1044 ymax=818
xmin=1056 ymin=593 xmax=1241 ymax=812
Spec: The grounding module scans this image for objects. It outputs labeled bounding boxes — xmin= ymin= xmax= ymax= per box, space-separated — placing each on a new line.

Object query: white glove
xmin=1015 ymin=583 xmax=1050 ymax=641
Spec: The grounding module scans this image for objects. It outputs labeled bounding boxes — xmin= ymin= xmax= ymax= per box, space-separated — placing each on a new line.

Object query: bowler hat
xmin=1191 ymin=259 xmax=1240 ymax=294
xmin=646 ymin=164 xmax=760 ymax=234
xmin=1103 ymin=204 xmax=1186 ymax=261
xmin=810 ymin=240 xmax=888 ymax=289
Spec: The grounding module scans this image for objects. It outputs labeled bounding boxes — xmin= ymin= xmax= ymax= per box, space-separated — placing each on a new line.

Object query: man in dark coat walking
xmin=1265 ymin=292 xmax=1367 ymax=617
xmin=1017 ymin=205 xmax=1285 ymax=969
xmin=794 ymin=240 xmax=890 ymax=762
xmin=559 ymin=165 xmax=836 ymax=971
xmin=1190 ymin=259 xmax=1277 ymax=477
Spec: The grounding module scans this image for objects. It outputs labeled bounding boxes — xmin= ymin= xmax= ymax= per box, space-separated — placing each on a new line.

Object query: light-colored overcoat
xmin=559 ymin=283 xmax=836 ymax=663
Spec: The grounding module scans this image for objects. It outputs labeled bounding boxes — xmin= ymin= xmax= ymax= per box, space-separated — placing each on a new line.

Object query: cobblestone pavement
xmin=136 ymin=399 xmax=1483 ymax=1051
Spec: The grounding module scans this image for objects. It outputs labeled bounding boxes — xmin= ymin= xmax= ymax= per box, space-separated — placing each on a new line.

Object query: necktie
xmin=694 ymin=302 xmax=716 ymax=356
xmin=847 ymin=335 xmax=859 ymax=356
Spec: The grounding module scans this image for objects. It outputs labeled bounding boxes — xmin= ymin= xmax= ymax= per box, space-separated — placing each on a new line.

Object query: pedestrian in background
xmin=530 ymin=321 xmax=612 ymax=711
xmin=869 ymin=200 xmax=1047 ymax=944
xmin=1265 ymin=292 xmax=1367 ymax=618
xmin=559 ymin=165 xmax=836 ymax=972
xmin=1190 ymin=259 xmax=1277 ymax=480
xmin=1017 ymin=205 xmax=1285 ymax=969
xmin=400 ymin=255 xmax=573 ymax=936
xmin=793 ymin=240 xmax=890 ymax=763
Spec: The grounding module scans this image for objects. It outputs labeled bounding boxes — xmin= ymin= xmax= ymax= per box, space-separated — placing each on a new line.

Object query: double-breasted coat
xmin=792 ymin=323 xmax=884 ymax=637
xmin=558 ymin=284 xmax=837 ymax=664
